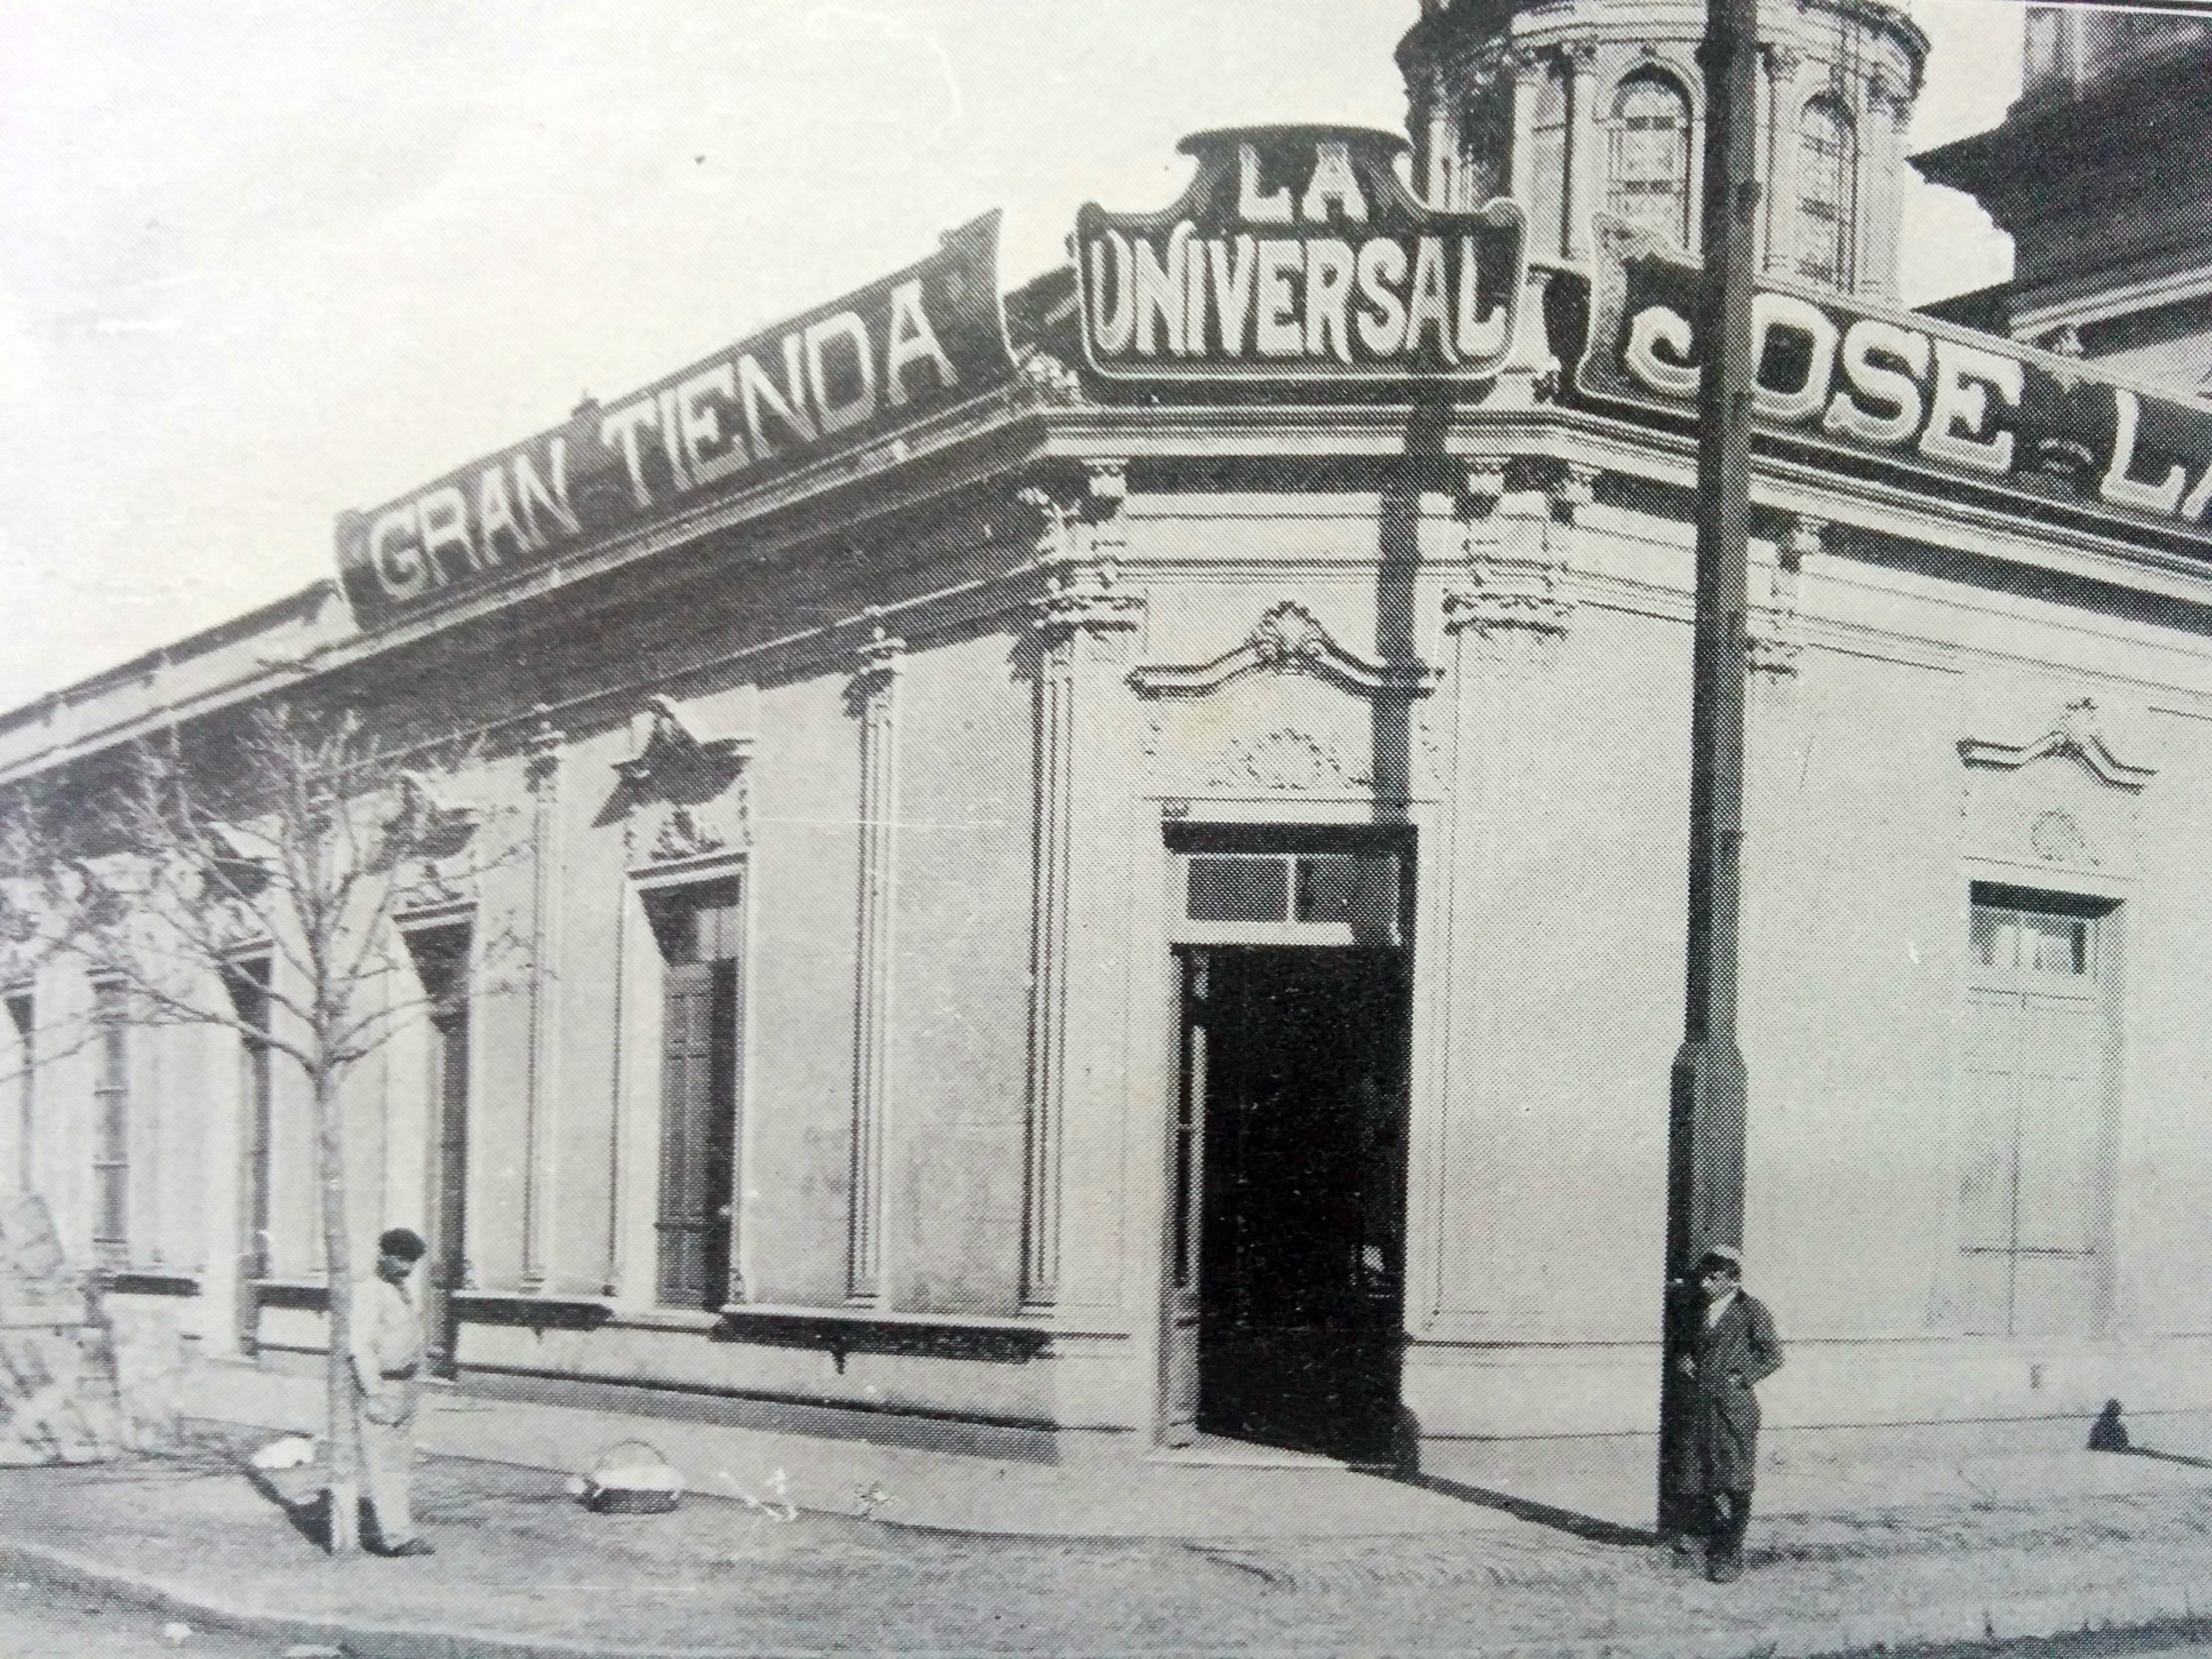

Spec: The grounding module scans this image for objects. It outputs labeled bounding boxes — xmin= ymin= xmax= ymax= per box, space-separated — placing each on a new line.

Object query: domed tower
xmin=1397 ymin=0 xmax=1927 ymax=301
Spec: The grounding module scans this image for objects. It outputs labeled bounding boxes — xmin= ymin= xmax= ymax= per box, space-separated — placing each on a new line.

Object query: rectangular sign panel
xmin=1076 ymin=126 xmax=1525 ymax=386
xmin=1576 ymin=216 xmax=2212 ymax=548
xmin=337 ymin=213 xmax=1012 ymax=626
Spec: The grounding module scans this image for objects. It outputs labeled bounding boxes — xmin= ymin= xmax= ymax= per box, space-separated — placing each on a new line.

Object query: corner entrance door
xmin=1177 ymin=945 xmax=1410 ymax=1463
xmin=407 ymin=926 xmax=471 ymax=1379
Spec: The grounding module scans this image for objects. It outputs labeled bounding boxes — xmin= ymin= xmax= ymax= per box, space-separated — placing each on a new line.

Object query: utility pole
xmin=1658 ymin=0 xmax=1762 ymax=1534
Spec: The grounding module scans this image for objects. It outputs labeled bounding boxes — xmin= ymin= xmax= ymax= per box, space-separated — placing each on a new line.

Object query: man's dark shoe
xmin=1660 ymin=1532 xmax=1698 ymax=1561
xmin=379 ymin=1538 xmax=435 ymax=1557
xmin=1705 ymin=1551 xmax=1742 ymax=1584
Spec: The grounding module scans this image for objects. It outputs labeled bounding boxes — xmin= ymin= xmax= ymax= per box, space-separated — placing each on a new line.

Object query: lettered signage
xmin=337 ymin=214 xmax=1012 ymax=624
xmin=1076 ymin=126 xmax=1526 ymax=386
xmin=1577 ymin=217 xmax=2212 ymax=545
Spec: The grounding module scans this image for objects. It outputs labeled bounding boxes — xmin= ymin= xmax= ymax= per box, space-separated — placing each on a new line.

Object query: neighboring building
xmin=1914 ymin=5 xmax=2212 ymax=392
xmin=5 ymin=3 xmax=2212 ymax=1504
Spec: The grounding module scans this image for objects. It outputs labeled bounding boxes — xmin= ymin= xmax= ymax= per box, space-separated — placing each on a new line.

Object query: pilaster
xmin=1504 ymin=47 xmax=1542 ymax=208
xmin=1563 ymin=42 xmax=1602 ymax=262
xmin=1420 ymin=463 xmax=1591 ymax=1332
xmin=1020 ymin=462 xmax=1143 ymax=1311
xmin=1761 ymin=47 xmax=1805 ymax=280
xmin=1863 ymin=73 xmax=1916 ymax=302
xmin=519 ymin=708 xmax=563 ymax=1292
xmin=847 ymin=628 xmax=903 ymax=1305
xmin=1424 ymin=66 xmax=1454 ymax=208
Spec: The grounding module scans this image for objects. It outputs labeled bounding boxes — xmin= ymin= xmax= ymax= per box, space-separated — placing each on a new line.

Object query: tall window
xmin=1453 ymin=80 xmax=1511 ymax=207
xmin=225 ymin=960 xmax=273 ymax=1281
xmin=91 ymin=981 xmax=129 ymax=1268
xmin=647 ymin=880 xmax=744 ymax=1309
xmin=1795 ymin=96 xmax=1856 ymax=289
xmin=405 ymin=926 xmax=472 ymax=1377
xmin=6 ymin=994 xmax=31 ymax=1193
xmin=1958 ymin=886 xmax=2117 ymax=1338
xmin=1607 ymin=72 xmax=1693 ymax=249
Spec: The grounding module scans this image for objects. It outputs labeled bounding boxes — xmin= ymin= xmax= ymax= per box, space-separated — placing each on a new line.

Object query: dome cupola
xmin=1397 ymin=0 xmax=1927 ymax=300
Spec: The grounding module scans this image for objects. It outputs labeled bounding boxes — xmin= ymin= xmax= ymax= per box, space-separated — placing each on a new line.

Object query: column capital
xmin=1017 ymin=461 xmax=1130 ymax=566
xmin=1750 ymin=516 xmax=1824 ymax=676
xmin=854 ymin=620 xmax=905 ymax=678
xmin=1501 ymin=42 xmax=1548 ymax=81
xmin=1556 ymin=462 xmax=1601 ymax=513
xmin=525 ymin=705 xmax=564 ymax=789
xmin=1864 ymin=69 xmax=1915 ymax=120
xmin=1783 ymin=514 xmax=1827 ymax=567
xmin=1034 ymin=561 xmax=1145 ymax=642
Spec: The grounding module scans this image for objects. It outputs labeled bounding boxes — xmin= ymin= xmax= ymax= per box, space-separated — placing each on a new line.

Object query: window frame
xmin=1606 ymin=69 xmax=1696 ymax=252
xmin=1954 ymin=882 xmax=2123 ymax=1340
xmin=1793 ymin=92 xmax=1858 ymax=289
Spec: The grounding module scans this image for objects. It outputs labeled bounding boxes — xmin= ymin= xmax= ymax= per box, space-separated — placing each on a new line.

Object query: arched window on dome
xmin=1795 ymin=94 xmax=1856 ymax=289
xmin=1606 ymin=70 xmax=1693 ymax=250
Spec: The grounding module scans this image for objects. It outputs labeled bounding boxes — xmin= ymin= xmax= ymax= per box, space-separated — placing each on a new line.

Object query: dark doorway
xmin=1186 ymin=945 xmax=1410 ymax=1463
xmin=407 ymin=926 xmax=472 ymax=1378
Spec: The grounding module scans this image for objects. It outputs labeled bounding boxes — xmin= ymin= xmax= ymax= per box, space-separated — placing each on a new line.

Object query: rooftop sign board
xmin=1576 ymin=216 xmax=2212 ymax=548
xmin=1075 ymin=126 xmax=1526 ymax=387
xmin=337 ymin=214 xmax=1012 ymax=626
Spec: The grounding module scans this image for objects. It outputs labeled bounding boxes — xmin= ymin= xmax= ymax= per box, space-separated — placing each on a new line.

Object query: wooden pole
xmin=1658 ymin=0 xmax=1762 ymax=1534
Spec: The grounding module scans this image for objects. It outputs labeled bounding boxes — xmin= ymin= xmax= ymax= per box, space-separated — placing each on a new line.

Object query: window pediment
xmin=1959 ymin=697 xmax=2156 ymax=792
xmin=1129 ymin=602 xmax=1438 ymax=700
xmin=616 ymin=696 xmax=754 ymax=807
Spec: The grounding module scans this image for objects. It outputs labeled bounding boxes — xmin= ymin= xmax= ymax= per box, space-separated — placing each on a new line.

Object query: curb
xmin=11 ymin=1528 xmax=2212 ymax=1659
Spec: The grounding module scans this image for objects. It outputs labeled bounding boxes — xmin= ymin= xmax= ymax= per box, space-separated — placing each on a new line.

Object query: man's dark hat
xmin=1698 ymin=1244 xmax=1744 ymax=1273
xmin=377 ymin=1227 xmax=428 ymax=1262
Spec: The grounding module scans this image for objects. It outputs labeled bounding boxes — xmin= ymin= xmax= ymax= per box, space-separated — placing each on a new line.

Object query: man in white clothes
xmin=350 ymin=1227 xmax=433 ymax=1556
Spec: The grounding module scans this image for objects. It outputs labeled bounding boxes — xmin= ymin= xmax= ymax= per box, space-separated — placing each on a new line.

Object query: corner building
xmin=7 ymin=1 xmax=2212 ymax=1504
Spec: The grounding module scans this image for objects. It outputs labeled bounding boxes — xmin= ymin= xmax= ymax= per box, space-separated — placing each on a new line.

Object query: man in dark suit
xmin=1669 ymin=1244 xmax=1784 ymax=1582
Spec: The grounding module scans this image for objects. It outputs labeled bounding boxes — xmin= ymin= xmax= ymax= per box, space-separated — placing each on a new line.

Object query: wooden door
xmin=424 ymin=999 xmax=470 ymax=1375
xmin=656 ymin=958 xmax=739 ymax=1307
xmin=1959 ymin=896 xmax=2112 ymax=1338
xmin=1159 ymin=948 xmax=1208 ymax=1446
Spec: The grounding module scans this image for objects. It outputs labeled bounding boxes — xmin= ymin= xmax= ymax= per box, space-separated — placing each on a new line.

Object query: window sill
xmin=450 ymin=1291 xmax=612 ymax=1332
xmin=104 ymin=1269 xmax=201 ymax=1298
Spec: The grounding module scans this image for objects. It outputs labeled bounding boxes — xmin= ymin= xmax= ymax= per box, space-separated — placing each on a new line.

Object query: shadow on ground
xmin=1388 ymin=1471 xmax=1658 ymax=1548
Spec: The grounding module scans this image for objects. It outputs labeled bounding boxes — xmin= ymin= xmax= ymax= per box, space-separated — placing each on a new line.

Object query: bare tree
xmin=4 ymin=701 xmax=523 ymax=1555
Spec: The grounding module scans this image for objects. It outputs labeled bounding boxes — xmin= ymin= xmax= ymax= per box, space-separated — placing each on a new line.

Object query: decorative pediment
xmin=379 ymin=774 xmax=483 ymax=911
xmin=388 ymin=773 xmax=481 ymax=860
xmin=1959 ymin=698 xmax=2156 ymax=792
xmin=1130 ymin=602 xmax=1438 ymax=699
xmin=616 ymin=696 xmax=755 ymax=804
xmin=201 ymin=821 xmax=276 ymax=900
xmin=615 ymin=695 xmax=754 ymax=872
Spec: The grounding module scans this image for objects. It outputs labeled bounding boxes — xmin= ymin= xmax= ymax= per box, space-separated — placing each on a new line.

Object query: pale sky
xmin=0 ymin=1 xmax=2024 ymax=712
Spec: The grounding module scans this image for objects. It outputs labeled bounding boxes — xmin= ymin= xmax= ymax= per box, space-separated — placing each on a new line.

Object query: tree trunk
xmin=315 ymin=1061 xmax=361 ymax=1557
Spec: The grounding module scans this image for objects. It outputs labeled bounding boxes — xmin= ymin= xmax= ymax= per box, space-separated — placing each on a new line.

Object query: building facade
xmin=1916 ymin=4 xmax=2212 ymax=393
xmin=5 ymin=4 xmax=2212 ymax=1497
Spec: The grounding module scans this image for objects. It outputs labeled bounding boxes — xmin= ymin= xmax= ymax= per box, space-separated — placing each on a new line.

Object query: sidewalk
xmin=2 ymin=1360 xmax=2211 ymax=1658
